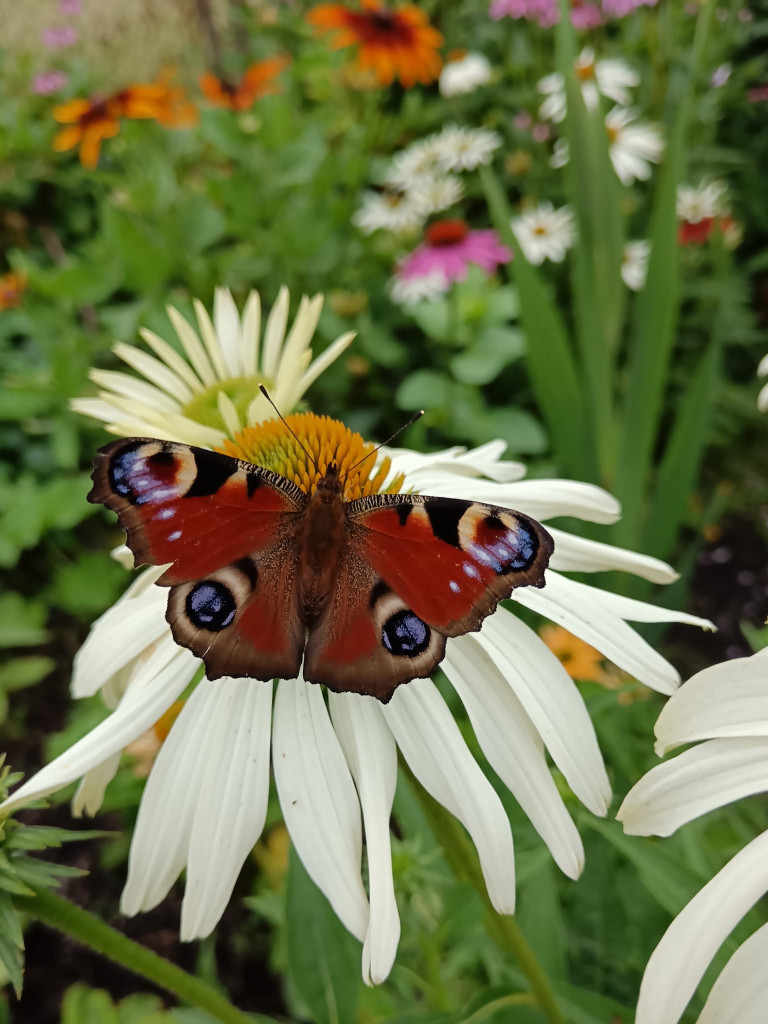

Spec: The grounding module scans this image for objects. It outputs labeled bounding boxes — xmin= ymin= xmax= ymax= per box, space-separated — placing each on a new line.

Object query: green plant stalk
xmin=16 ymin=887 xmax=264 ymax=1024
xmin=401 ymin=762 xmax=566 ymax=1024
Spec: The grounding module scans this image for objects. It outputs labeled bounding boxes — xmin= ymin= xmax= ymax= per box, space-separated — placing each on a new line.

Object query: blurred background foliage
xmin=1 ymin=0 xmax=768 ymax=1020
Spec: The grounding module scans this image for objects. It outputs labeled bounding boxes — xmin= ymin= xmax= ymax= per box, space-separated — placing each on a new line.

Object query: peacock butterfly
xmin=88 ymin=433 xmax=554 ymax=702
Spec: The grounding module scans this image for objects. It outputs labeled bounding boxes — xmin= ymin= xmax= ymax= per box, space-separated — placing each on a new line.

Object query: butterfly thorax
xmin=296 ymin=465 xmax=347 ymax=623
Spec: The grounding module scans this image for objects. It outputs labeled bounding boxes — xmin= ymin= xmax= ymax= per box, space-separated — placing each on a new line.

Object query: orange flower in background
xmin=0 ymin=271 xmax=27 ymax=311
xmin=308 ymin=0 xmax=443 ymax=88
xmin=539 ymin=624 xmax=605 ymax=682
xmin=200 ymin=57 xmax=289 ymax=111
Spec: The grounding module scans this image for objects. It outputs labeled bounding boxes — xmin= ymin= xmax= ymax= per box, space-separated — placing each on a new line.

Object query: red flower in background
xmin=199 ymin=57 xmax=290 ymax=111
xmin=308 ymin=1 xmax=443 ymax=88
xmin=0 ymin=272 xmax=27 ymax=311
xmin=678 ymin=215 xmax=739 ymax=247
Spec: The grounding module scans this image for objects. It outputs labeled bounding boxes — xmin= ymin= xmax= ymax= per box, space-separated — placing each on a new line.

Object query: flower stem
xmin=401 ymin=761 xmax=566 ymax=1024
xmin=16 ymin=887 xmax=267 ymax=1024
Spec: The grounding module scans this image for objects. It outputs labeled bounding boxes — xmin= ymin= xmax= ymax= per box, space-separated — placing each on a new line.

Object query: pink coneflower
xmin=747 ymin=84 xmax=768 ymax=103
xmin=42 ymin=26 xmax=77 ymax=49
xmin=59 ymin=0 xmax=82 ymax=12
xmin=490 ymin=0 xmax=656 ymax=25
xmin=569 ymin=1 xmax=604 ymax=28
xmin=601 ymin=0 xmax=657 ymax=14
xmin=33 ymin=70 xmax=69 ymax=95
xmin=390 ymin=220 xmax=511 ymax=303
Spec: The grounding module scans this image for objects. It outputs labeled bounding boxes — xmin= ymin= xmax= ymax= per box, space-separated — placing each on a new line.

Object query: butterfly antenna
xmin=258 ymin=384 xmax=319 ymax=472
xmin=344 ymin=410 xmax=424 ymax=479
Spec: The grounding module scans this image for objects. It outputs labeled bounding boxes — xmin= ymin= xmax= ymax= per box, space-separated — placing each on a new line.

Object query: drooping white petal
xmin=239 ymin=291 xmax=261 ymax=378
xmin=193 ymin=298 xmax=228 ymax=380
xmin=212 ymin=288 xmax=242 ymax=378
xmin=547 ymin=528 xmax=678 ymax=583
xmin=443 ymin=635 xmax=585 ymax=879
xmin=72 ymin=752 xmax=121 ymax=817
xmin=382 ymin=678 xmax=516 ymax=914
xmin=166 ymin=306 xmax=216 ymax=387
xmin=272 ymin=677 xmax=368 ymax=942
xmin=137 ymin=329 xmax=203 ymax=394
xmin=329 ymin=693 xmax=400 ymax=985
xmin=0 ymin=646 xmax=197 ymax=816
xmin=698 ymin=920 xmax=768 ymax=1024
xmin=758 ymin=380 xmax=768 ymax=413
xmin=654 ymin=649 xmax=768 ymax=754
xmin=560 ymin=576 xmax=713 ymax=630
xmin=113 ymin=343 xmax=195 ymax=404
xmin=514 ymin=573 xmax=681 ymax=695
xmin=261 ymin=286 xmax=290 ymax=379
xmin=618 ymin=738 xmax=768 ymax=837
xmin=635 ymin=831 xmax=768 ymax=1024
xmin=181 ymin=678 xmax=273 ymax=939
xmin=476 ymin=611 xmax=611 ymax=816
xmin=89 ymin=369 xmax=182 ymax=414
xmin=387 ymin=441 xmax=526 ymax=485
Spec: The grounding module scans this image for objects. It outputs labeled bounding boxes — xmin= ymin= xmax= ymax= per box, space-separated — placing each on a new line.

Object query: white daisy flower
xmin=439 ymin=52 xmax=492 ymax=97
xmin=605 ymin=107 xmax=664 ymax=185
xmin=352 ymin=189 xmax=428 ymax=235
xmin=385 ymin=137 xmax=445 ymax=191
xmin=757 ymin=353 xmax=768 ymax=412
xmin=621 ymin=239 xmax=651 ymax=291
xmin=71 ymin=287 xmax=355 ymax=448
xmin=511 ymin=201 xmax=576 ymax=265
xmin=1 ymin=405 xmax=712 ymax=985
xmin=388 ymin=268 xmax=449 ymax=305
xmin=676 ymin=179 xmax=728 ymax=223
xmin=432 ymin=124 xmax=503 ymax=173
xmin=618 ymin=648 xmax=768 ymax=1024
xmin=406 ymin=174 xmax=465 ymax=216
xmin=537 ymin=47 xmax=640 ymax=123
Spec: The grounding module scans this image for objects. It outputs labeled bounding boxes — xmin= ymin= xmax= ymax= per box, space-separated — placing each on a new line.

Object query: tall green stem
xmin=401 ymin=762 xmax=567 ymax=1024
xmin=16 ymin=888 xmax=268 ymax=1024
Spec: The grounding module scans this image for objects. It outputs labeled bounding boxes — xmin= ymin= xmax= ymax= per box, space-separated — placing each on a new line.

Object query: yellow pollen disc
xmin=218 ymin=412 xmax=405 ymax=501
xmin=576 ymin=60 xmax=596 ymax=82
xmin=605 ymin=125 xmax=619 ymax=143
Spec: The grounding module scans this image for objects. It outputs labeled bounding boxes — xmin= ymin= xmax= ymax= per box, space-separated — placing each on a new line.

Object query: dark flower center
xmin=426 ymin=219 xmax=470 ymax=247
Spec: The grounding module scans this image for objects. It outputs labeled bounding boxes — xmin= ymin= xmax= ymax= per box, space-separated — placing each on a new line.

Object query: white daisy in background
xmin=621 ymin=239 xmax=651 ymax=291
xmin=406 ymin=173 xmax=465 ymax=215
xmin=0 ymin=322 xmax=713 ymax=990
xmin=432 ymin=124 xmax=503 ymax=172
xmin=676 ymin=179 xmax=728 ymax=223
xmin=511 ymin=201 xmax=576 ymax=264
xmin=72 ymin=286 xmax=354 ymax=446
xmin=757 ymin=353 xmax=768 ymax=412
xmin=352 ymin=189 xmax=429 ymax=235
xmin=385 ymin=137 xmax=445 ymax=191
xmin=388 ymin=267 xmax=450 ymax=305
xmin=618 ymin=648 xmax=768 ymax=1024
xmin=439 ymin=51 xmax=492 ymax=97
xmin=537 ymin=47 xmax=639 ymax=123
xmin=551 ymin=108 xmax=664 ymax=186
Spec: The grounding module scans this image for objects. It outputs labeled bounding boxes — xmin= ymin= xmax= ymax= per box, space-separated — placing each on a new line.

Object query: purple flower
xmin=710 ymin=63 xmax=731 ymax=88
xmin=392 ymin=221 xmax=512 ymax=302
xmin=32 ymin=70 xmax=69 ymax=95
xmin=601 ymin=0 xmax=657 ymax=14
xmin=570 ymin=2 xmax=604 ymax=28
xmin=59 ymin=0 xmax=82 ymax=12
xmin=41 ymin=26 xmax=77 ymax=49
xmin=491 ymin=0 xmax=657 ymax=25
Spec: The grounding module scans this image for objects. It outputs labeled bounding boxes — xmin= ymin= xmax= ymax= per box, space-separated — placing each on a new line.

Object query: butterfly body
xmin=89 ymin=436 xmax=554 ymax=702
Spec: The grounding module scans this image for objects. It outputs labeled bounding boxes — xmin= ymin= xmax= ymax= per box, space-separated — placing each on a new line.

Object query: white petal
xmin=443 ymin=635 xmax=585 ymax=879
xmin=618 ymin=738 xmax=768 ymax=837
xmin=181 ymin=678 xmax=273 ymax=939
xmin=261 ymin=286 xmax=290 ymax=379
xmin=122 ymin=675 xmax=220 ymax=915
xmin=547 ymin=528 xmax=678 ymax=583
xmin=239 ymin=291 xmax=261 ymax=377
xmin=382 ymin=678 xmax=516 ymax=914
xmin=699 ymin=921 xmax=768 ymax=1024
xmin=635 ymin=831 xmax=768 ymax=1024
xmin=757 ymin=353 xmax=768 ymax=378
xmin=217 ymin=391 xmax=242 ymax=439
xmin=0 ymin=646 xmax=197 ymax=816
xmin=476 ymin=611 xmax=611 ymax=816
xmin=329 ymin=693 xmax=400 ymax=985
xmin=655 ymin=650 xmax=768 ymax=754
xmin=72 ymin=752 xmax=121 ymax=817
xmin=193 ymin=298 xmax=228 ymax=379
xmin=138 ymin=328 xmax=203 ymax=393
xmin=272 ymin=677 xmax=369 ymax=941
xmin=212 ymin=288 xmax=242 ymax=378
xmin=514 ymin=573 xmax=681 ymax=695
xmin=278 ymin=294 xmax=324 ymax=382
xmin=758 ymin=381 xmax=768 ymax=413
xmin=113 ymin=343 xmax=194 ymax=404
xmin=295 ymin=331 xmax=356 ymax=398
xmin=166 ymin=306 xmax=216 ymax=387
xmin=90 ymin=369 xmax=182 ymax=414
xmin=70 ymin=397 xmax=127 ymax=424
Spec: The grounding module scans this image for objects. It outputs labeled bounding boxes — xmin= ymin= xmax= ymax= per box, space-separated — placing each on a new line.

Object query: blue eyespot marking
xmin=186 ymin=581 xmax=236 ymax=632
xmin=449 ymin=580 xmax=460 ymax=593
xmin=382 ymin=611 xmax=430 ymax=658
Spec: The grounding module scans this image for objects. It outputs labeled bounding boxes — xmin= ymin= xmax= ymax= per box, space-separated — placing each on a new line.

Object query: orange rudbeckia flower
xmin=308 ymin=0 xmax=443 ymax=89
xmin=199 ymin=57 xmax=289 ymax=111
xmin=0 ymin=271 xmax=27 ymax=311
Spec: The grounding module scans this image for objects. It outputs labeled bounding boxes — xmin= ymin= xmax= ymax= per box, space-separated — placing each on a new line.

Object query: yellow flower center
xmin=183 ymin=375 xmax=269 ymax=432
xmin=218 ymin=412 xmax=405 ymax=501
xmin=576 ymin=58 xmax=596 ymax=82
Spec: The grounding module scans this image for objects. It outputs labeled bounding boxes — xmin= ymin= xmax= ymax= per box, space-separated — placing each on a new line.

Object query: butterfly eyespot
xmin=186 ymin=580 xmax=237 ymax=631
xmin=381 ymin=610 xmax=431 ymax=658
xmin=471 ymin=516 xmax=539 ymax=575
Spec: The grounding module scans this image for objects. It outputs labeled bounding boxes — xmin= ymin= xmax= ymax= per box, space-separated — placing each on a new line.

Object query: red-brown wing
xmin=303 ymin=493 xmax=553 ymax=702
xmin=89 ymin=437 xmax=306 ymax=681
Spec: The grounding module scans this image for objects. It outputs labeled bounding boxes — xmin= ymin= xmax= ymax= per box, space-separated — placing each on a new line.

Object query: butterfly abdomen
xmin=296 ymin=490 xmax=347 ymax=623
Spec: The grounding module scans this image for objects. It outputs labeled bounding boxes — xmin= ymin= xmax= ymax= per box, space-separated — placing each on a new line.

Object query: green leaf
xmin=62 ymin=984 xmax=121 ymax=1024
xmin=0 ymin=931 xmax=23 ymax=998
xmin=0 ymin=593 xmax=48 ymax=648
xmin=285 ymin=849 xmax=360 ymax=1024
xmin=0 ymin=656 xmax=55 ymax=692
xmin=449 ymin=327 xmax=524 ymax=386
xmin=410 ymin=300 xmax=454 ymax=343
xmin=396 ymin=370 xmax=452 ymax=411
